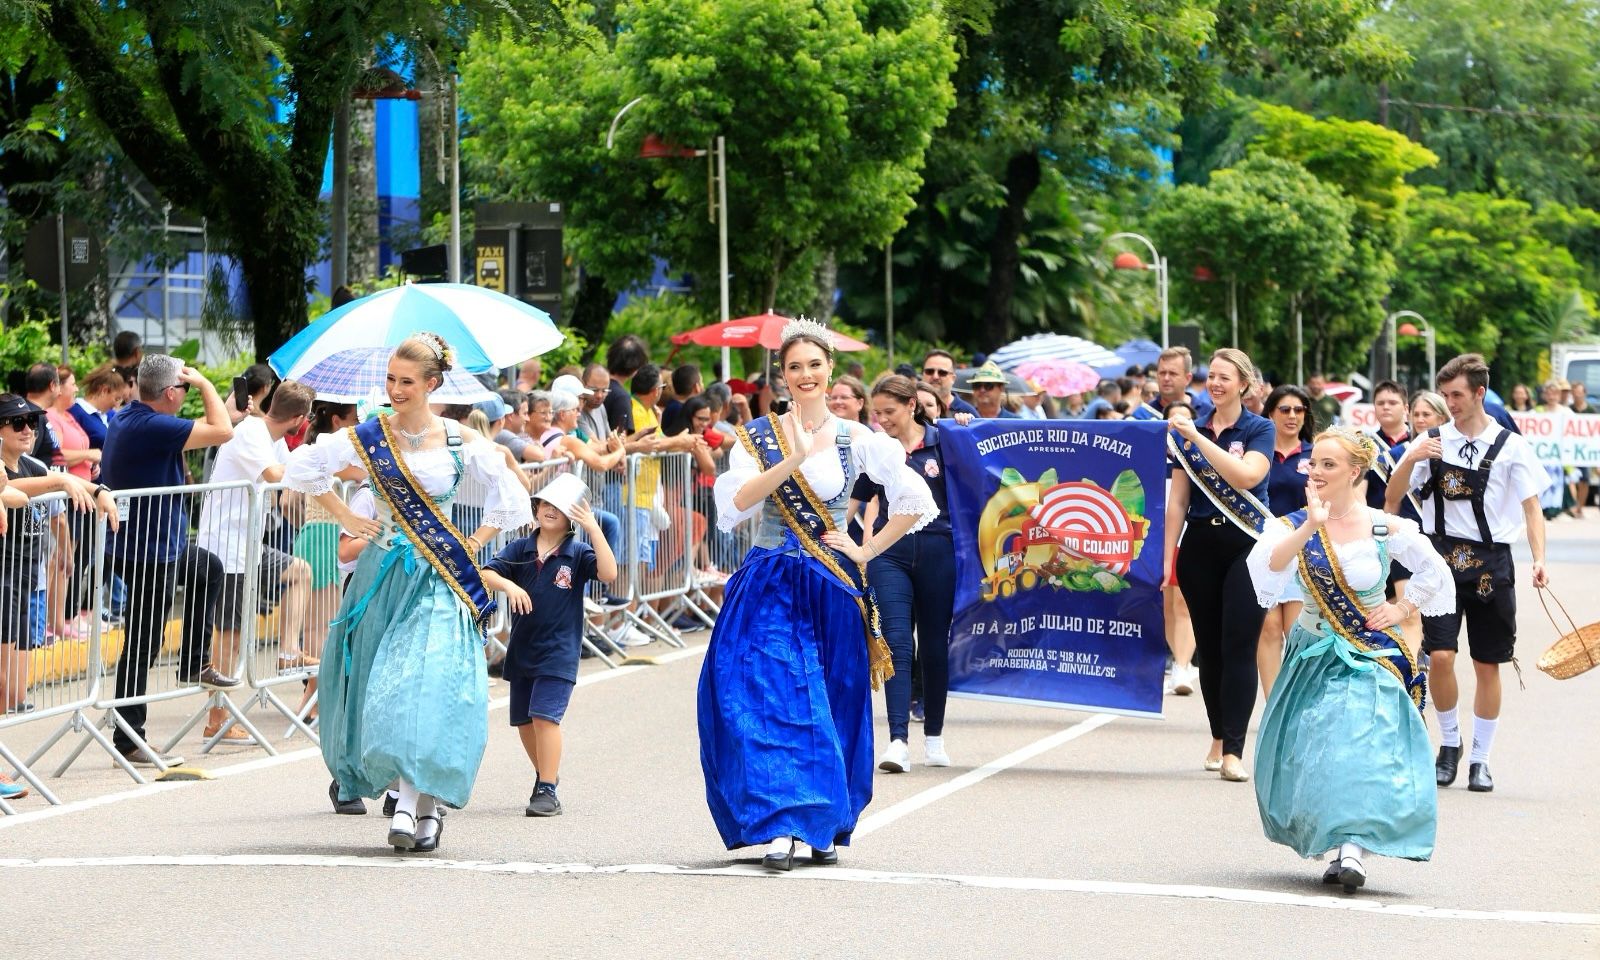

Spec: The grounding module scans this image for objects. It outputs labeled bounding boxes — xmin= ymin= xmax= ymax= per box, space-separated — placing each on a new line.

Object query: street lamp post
xmin=1384 ymin=310 xmax=1427 ymax=385
xmin=1108 ymin=232 xmax=1168 ymax=348
xmin=609 ymin=98 xmax=733 ymax=378
xmin=1397 ymin=316 xmax=1436 ymax=386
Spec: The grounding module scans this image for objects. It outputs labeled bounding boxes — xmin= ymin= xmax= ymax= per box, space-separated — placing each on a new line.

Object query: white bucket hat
xmin=532 ymin=473 xmax=589 ymax=521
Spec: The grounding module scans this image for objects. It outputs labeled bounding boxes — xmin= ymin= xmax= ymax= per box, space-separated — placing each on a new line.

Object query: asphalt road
xmin=1 ymin=519 xmax=1596 ymax=959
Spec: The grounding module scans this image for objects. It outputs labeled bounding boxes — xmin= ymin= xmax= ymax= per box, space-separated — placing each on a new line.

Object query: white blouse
xmin=714 ymin=422 xmax=939 ymax=535
xmin=284 ymin=425 xmax=533 ymax=533
xmin=1247 ymin=512 xmax=1456 ymax=616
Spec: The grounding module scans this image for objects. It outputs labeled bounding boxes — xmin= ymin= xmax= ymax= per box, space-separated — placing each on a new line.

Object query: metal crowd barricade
xmin=619 ymin=451 xmax=695 ymax=648
xmin=39 ymin=480 xmax=263 ymax=785
xmin=0 ymin=491 xmax=103 ymax=810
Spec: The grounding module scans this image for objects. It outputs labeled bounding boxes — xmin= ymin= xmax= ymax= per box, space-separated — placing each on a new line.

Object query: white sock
xmin=1436 ymin=706 xmax=1461 ymax=748
xmin=1470 ymin=716 xmax=1498 ymax=763
xmin=766 ymin=837 xmax=794 ymax=856
xmin=394 ymin=780 xmax=420 ymax=821
xmin=415 ymin=795 xmax=439 ymax=841
xmin=1339 ymin=842 xmax=1365 ymax=862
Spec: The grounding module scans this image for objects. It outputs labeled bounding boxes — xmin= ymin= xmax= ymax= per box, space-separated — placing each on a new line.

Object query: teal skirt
xmin=1253 ymin=624 xmax=1437 ymax=861
xmin=320 ymin=541 xmax=489 ymax=809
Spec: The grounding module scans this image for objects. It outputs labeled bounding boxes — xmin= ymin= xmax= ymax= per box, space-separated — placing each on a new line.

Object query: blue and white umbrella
xmin=268 ymin=283 xmax=564 ymax=379
xmin=1114 ymin=338 xmax=1163 ymax=370
xmin=989 ymin=333 xmax=1127 ymax=377
xmin=287 ymin=346 xmax=498 ymax=405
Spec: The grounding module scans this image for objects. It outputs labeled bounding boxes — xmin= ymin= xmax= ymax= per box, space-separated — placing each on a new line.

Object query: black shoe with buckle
xmin=382 ymin=792 xmax=398 ymax=817
xmin=329 ymin=781 xmax=366 ymax=815
xmin=1467 ymin=761 xmax=1494 ymax=792
xmin=1435 ymin=744 xmax=1461 ymax=786
xmin=414 ymin=814 xmax=443 ymax=853
xmin=762 ymin=839 xmax=796 ymax=872
xmin=809 ymin=843 xmax=839 ymax=866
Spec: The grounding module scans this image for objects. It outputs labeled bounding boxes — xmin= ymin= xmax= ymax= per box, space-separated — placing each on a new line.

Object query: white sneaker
xmin=1172 ymin=665 xmax=1196 ymax=696
xmin=617 ymin=628 xmax=653 ymax=648
xmin=878 ymin=739 xmax=910 ymax=773
xmin=923 ymin=736 xmax=951 ymax=767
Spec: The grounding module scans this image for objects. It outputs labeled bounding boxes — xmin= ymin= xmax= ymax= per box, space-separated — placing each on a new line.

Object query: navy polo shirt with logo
xmin=101 ymin=400 xmax=195 ymax=562
xmin=486 ymin=534 xmax=598 ymax=682
xmin=1183 ymin=408 xmax=1274 ymax=521
xmin=1267 ymin=440 xmax=1314 ymax=516
xmin=850 ymin=424 xmax=951 ymax=537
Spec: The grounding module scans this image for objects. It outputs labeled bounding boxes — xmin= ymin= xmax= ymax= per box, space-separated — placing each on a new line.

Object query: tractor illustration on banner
xmin=977 ymin=467 xmax=1150 ymax=601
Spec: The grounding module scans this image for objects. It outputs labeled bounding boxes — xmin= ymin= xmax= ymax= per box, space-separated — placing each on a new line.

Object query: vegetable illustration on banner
xmin=943 ymin=419 xmax=1169 ymax=718
xmin=979 ymin=466 xmax=1150 ymax=599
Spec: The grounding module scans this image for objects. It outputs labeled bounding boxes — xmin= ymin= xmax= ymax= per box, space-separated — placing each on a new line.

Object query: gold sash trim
xmin=737 ymin=415 xmax=894 ymax=690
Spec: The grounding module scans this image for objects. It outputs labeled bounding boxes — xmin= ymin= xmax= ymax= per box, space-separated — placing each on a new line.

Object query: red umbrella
xmin=669 ymin=312 xmax=870 ymax=352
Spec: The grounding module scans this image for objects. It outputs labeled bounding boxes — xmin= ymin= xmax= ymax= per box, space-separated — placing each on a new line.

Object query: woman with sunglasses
xmin=1164 ymin=348 xmax=1273 ymax=783
xmin=1258 ymin=385 xmax=1316 ymax=695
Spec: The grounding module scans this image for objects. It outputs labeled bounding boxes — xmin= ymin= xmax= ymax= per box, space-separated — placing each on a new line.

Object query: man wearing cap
xmin=966 ymin=362 xmax=1020 ymax=419
xmin=921 ymin=350 xmax=977 ymax=416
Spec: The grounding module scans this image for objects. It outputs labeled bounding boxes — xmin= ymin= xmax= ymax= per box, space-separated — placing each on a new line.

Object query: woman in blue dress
xmin=700 ymin=320 xmax=937 ymax=871
xmin=1247 ymin=427 xmax=1454 ymax=893
xmin=285 ymin=333 xmax=532 ymax=853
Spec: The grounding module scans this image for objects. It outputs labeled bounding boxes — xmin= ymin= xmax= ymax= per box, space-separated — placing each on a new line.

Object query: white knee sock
xmin=1470 ymin=716 xmax=1498 ymax=763
xmin=394 ymin=780 xmax=420 ymax=820
xmin=1338 ymin=842 xmax=1365 ymax=862
xmin=1436 ymin=706 xmax=1461 ymax=748
xmin=415 ymin=795 xmax=439 ymax=840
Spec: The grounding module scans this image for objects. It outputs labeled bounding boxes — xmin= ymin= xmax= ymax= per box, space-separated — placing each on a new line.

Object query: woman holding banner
xmin=1163 ymin=348 xmax=1273 ymax=783
xmin=1247 ymin=427 xmax=1454 ymax=893
xmin=700 ymin=320 xmax=937 ymax=872
xmin=285 ymin=333 xmax=532 ymax=854
xmin=849 ymin=375 xmax=970 ymax=774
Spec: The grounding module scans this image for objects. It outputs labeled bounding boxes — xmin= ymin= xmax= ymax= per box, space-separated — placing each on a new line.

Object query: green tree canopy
xmin=462 ymin=0 xmax=956 ymax=351
xmin=1149 ymin=154 xmax=1356 ymax=379
xmin=1389 ymin=187 xmax=1593 ymax=389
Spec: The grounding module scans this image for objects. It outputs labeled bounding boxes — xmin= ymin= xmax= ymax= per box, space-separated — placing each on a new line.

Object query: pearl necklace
xmin=1327 ymin=501 xmax=1357 ymax=521
xmin=394 ymin=418 xmax=434 ymax=450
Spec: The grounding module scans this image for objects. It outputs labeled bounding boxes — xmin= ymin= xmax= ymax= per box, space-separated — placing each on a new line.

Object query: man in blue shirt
xmin=1131 ymin=346 xmax=1214 ymax=421
xmin=100 ymin=353 xmax=236 ymax=767
xmin=921 ymin=350 xmax=977 ymax=417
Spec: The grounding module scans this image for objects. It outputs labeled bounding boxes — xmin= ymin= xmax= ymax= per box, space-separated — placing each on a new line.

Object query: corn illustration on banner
xmin=942 ymin=418 xmax=1169 ymax=717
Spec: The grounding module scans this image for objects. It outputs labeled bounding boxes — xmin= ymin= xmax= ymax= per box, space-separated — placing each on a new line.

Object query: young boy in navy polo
xmin=482 ymin=474 xmax=617 ymax=817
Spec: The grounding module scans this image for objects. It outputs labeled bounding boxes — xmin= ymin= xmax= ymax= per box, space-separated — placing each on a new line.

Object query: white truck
xmin=1551 ymin=343 xmax=1600 ymax=394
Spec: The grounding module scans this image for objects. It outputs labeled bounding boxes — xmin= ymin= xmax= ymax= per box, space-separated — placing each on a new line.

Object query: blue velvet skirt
xmin=697 ymin=543 xmax=875 ymax=851
xmin=320 ymin=541 xmax=489 ymax=810
xmin=1254 ymin=623 xmax=1436 ymax=860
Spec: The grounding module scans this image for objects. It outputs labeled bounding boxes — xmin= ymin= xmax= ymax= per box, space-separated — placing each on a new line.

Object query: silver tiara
xmin=780 ymin=316 xmax=836 ymax=350
xmin=410 ymin=332 xmax=448 ymax=363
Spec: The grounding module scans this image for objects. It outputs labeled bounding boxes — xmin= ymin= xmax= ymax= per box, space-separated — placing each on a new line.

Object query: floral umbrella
xmin=1015 ymin=359 xmax=1102 ymax=397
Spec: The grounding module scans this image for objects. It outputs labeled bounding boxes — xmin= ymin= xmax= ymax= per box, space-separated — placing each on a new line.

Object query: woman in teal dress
xmin=1247 ymin=426 xmax=1455 ymax=893
xmin=285 ymin=334 xmax=532 ymax=853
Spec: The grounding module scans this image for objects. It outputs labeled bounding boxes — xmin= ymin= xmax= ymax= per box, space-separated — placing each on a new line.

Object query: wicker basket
xmin=1536 ymin=589 xmax=1600 ymax=681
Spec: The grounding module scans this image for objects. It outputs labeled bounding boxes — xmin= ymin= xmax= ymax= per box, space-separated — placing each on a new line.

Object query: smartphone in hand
xmin=233 ymin=375 xmax=250 ymax=412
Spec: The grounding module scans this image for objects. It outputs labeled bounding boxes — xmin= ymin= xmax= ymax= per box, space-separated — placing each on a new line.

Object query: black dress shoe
xmin=1467 ymin=761 xmax=1494 ymax=792
xmin=414 ymin=814 xmax=443 ymax=853
xmin=382 ymin=792 xmax=398 ymax=817
xmin=329 ymin=781 xmax=366 ymax=815
xmin=1435 ymin=744 xmax=1461 ymax=786
xmin=809 ymin=845 xmax=839 ymax=866
xmin=762 ymin=839 xmax=796 ymax=872
xmin=1322 ymin=860 xmax=1341 ymax=885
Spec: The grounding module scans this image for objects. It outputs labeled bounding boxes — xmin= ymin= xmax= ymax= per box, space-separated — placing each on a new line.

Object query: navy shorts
xmin=509 ymin=675 xmax=576 ymax=725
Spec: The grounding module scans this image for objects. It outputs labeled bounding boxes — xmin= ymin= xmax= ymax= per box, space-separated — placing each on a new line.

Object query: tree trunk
xmin=810 ymin=250 xmax=838 ymax=322
xmin=981 ymin=149 xmax=1042 ymax=350
xmin=238 ymin=244 xmax=313 ymax=361
xmin=348 ymin=99 xmax=380 ymax=284
xmin=415 ymin=49 xmax=450 ymax=236
xmin=569 ymin=271 xmax=615 ymax=364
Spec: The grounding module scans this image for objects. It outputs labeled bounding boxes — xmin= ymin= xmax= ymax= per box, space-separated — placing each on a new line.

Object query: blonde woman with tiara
xmin=285 ymin=333 xmax=533 ymax=854
xmin=1246 ymin=426 xmax=1455 ymax=893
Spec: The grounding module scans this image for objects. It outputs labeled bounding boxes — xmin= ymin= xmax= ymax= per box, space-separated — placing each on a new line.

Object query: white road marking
xmin=0 ymin=647 xmax=705 ymax=832
xmin=853 ymin=713 xmax=1116 ymax=838
xmin=0 ymin=854 xmax=1590 ymax=927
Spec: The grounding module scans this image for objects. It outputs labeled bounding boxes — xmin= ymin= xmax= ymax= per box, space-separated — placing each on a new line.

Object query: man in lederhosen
xmin=1402 ymin=354 xmax=1549 ymax=793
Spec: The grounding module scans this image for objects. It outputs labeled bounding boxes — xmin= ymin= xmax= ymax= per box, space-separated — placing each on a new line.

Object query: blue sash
xmin=737 ymin=414 xmax=893 ymax=689
xmin=1285 ymin=510 xmax=1427 ymax=712
xmin=1167 ymin=432 xmax=1272 ymax=538
xmin=347 ymin=416 xmax=497 ymax=630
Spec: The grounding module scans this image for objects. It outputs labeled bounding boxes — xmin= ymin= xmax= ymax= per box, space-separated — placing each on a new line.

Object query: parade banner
xmin=942 ymin=418 xmax=1169 ymax=718
xmin=1342 ymin=402 xmax=1600 ymax=467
